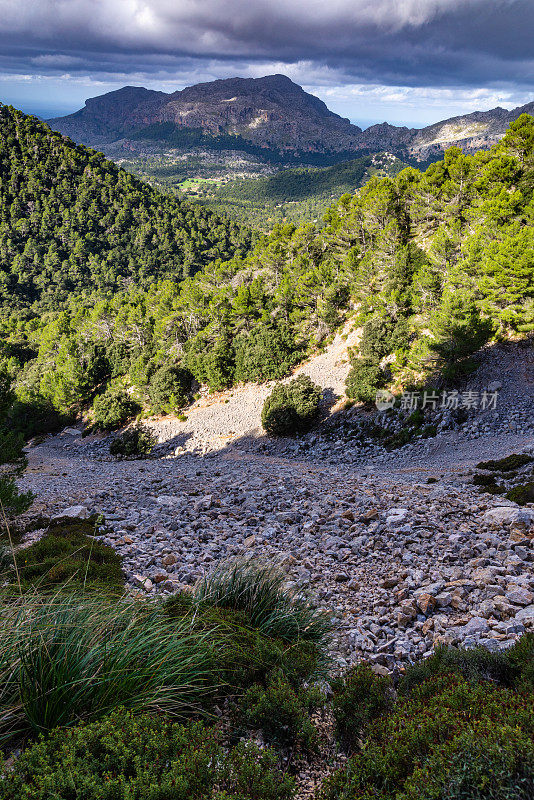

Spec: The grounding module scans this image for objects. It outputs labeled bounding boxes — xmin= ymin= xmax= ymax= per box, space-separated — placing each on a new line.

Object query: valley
xmin=1 ymin=88 xmax=533 ymax=800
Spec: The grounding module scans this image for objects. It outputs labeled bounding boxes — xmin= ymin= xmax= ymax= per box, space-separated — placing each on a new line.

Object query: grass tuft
xmin=192 ymin=557 xmax=331 ymax=647
xmin=0 ymin=593 xmax=215 ymax=741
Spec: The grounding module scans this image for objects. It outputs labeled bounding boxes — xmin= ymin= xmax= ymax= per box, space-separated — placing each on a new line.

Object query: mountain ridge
xmin=48 ymin=75 xmax=365 ymax=154
xmin=47 ymin=74 xmax=534 ymax=161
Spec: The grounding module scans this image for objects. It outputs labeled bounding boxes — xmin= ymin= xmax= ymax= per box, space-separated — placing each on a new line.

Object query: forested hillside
xmin=0 ymin=105 xmax=252 ymax=311
xmin=201 ymin=153 xmax=407 ymax=227
xmin=1 ymin=112 xmax=533 ymax=435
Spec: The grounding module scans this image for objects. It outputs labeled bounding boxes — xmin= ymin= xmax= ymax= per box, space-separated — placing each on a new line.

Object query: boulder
xmin=52 ymin=505 xmax=90 ymax=521
xmin=507 ymin=588 xmax=533 ymax=607
xmin=515 ymin=605 xmax=534 ymax=624
xmin=483 ymin=507 xmax=534 ymax=528
xmin=156 ymin=495 xmax=181 ymax=507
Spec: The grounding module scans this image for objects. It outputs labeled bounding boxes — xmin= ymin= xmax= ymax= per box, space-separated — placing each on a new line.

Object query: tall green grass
xmin=0 ymin=558 xmax=331 ymax=742
xmin=193 ymin=558 xmax=331 ymax=646
xmin=0 ymin=593 xmax=215 ymax=741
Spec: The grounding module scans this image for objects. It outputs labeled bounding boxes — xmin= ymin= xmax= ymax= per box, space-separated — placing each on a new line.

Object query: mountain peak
xmin=48 ymin=73 xmax=362 ymax=152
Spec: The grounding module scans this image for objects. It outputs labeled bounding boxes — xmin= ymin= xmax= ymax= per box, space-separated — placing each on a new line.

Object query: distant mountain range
xmin=47 ymin=74 xmax=534 ymax=162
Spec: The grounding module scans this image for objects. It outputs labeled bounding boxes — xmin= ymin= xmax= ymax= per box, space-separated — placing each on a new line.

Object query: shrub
xmin=401 ymin=724 xmax=534 ymax=800
xmin=476 ymin=454 xmax=533 ymax=472
xmin=239 ymin=670 xmax=323 ymax=753
xmin=346 ymin=358 xmax=388 ymax=403
xmin=193 ymin=558 xmax=331 ymax=648
xmin=8 ymin=396 xmax=71 ymax=440
xmin=234 ymin=324 xmax=300 ymax=383
xmin=321 ymin=673 xmax=534 ymax=800
xmin=473 ymin=473 xmax=502 ymax=487
xmin=332 ymin=664 xmax=392 ymax=750
xmin=506 ymin=633 xmax=534 ymax=689
xmin=0 ymin=595 xmax=215 ymax=740
xmin=164 ymin=597 xmax=325 ymax=690
xmin=430 ymin=291 xmax=494 ymax=365
xmin=399 ymin=644 xmax=516 ymax=694
xmin=109 ymin=424 xmax=157 ymax=457
xmin=261 ymin=376 xmax=322 ymax=436
xmin=92 ymin=386 xmax=139 ymax=430
xmin=16 ymin=518 xmax=124 ymax=594
xmin=148 ymin=364 xmax=193 ymax=413
xmin=359 ymin=316 xmax=409 ymax=361
xmin=506 ymin=482 xmax=534 ymax=505
xmin=183 ymin=333 xmax=236 ymax=391
xmin=0 ymin=708 xmax=296 ymax=800
xmin=0 ymin=476 xmax=33 ymax=519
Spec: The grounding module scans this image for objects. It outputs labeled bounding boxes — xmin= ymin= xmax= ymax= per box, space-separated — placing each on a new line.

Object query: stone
xmin=416 ymin=593 xmax=437 ymax=615
xmin=386 ymin=508 xmax=409 ymax=528
xmin=244 ymin=535 xmax=256 ymax=547
xmin=435 ymin=592 xmax=452 ymax=608
xmin=515 ymin=605 xmax=534 ymax=624
xmin=162 ymin=553 xmax=178 ymax=567
xmin=422 ymin=618 xmax=434 ymax=635
xmin=483 ymin=507 xmax=534 ymax=528
xmin=359 ymin=509 xmax=379 ymax=523
xmin=507 ymin=588 xmax=533 ymax=606
xmin=156 ymin=495 xmax=181 ymax=507
xmin=462 ymin=616 xmax=490 ymax=635
xmin=371 ymin=664 xmax=391 ymax=677
xmin=487 ymin=381 xmax=502 ymax=392
xmin=52 ymin=505 xmax=90 ymax=521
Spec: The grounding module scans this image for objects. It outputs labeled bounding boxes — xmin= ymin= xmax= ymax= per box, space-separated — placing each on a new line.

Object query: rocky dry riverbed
xmin=21 ymin=423 xmax=534 ymax=672
xmin=16 ymin=336 xmax=534 ymax=670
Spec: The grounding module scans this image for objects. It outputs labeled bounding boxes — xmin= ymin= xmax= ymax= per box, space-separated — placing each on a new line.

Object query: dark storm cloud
xmin=0 ymin=0 xmax=533 ymax=90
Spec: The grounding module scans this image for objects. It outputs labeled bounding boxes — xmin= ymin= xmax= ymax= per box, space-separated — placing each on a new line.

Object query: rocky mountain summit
xmin=47 ymin=74 xmax=534 ymax=161
xmin=48 ymin=75 xmax=366 ymax=154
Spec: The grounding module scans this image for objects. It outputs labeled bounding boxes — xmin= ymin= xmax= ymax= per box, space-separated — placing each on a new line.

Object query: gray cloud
xmin=1 ymin=0 xmax=533 ymax=124
xmin=0 ymin=0 xmax=533 ymax=86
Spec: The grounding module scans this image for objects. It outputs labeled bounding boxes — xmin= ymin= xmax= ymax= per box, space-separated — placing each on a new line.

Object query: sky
xmin=0 ymin=0 xmax=533 ymax=128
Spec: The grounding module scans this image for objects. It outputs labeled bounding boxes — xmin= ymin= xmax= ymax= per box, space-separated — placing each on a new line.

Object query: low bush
xmin=398 ymin=644 xmax=517 ymax=694
xmin=506 ymin=632 xmax=534 ymax=689
xmin=164 ymin=596 xmax=326 ymax=691
xmin=148 ymin=364 xmax=193 ymax=413
xmin=506 ymin=481 xmax=534 ymax=505
xmin=261 ymin=376 xmax=322 ymax=436
xmin=321 ymin=673 xmax=534 ymax=800
xmin=239 ymin=670 xmax=323 ymax=753
xmin=109 ymin=424 xmax=157 ymax=457
xmin=0 ymin=708 xmax=296 ymax=800
xmin=476 ymin=454 xmax=533 ymax=472
xmin=92 ymin=386 xmax=140 ymax=430
xmin=473 ymin=473 xmax=502 ymax=487
xmin=332 ymin=664 xmax=392 ymax=750
xmin=400 ymin=723 xmax=534 ymax=800
xmin=16 ymin=518 xmax=124 ymax=594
